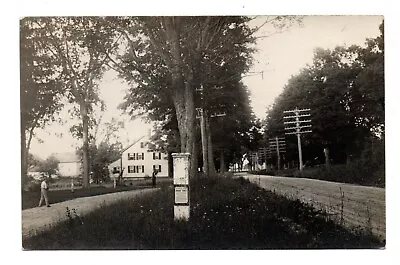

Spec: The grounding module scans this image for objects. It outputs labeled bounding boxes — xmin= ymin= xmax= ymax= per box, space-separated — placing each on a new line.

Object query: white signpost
xmin=172 ymin=153 xmax=190 ymax=220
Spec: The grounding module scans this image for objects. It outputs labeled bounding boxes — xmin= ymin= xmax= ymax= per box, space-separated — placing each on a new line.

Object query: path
xmin=22 ymin=188 xmax=159 ymax=239
xmin=236 ymin=173 xmax=385 ymax=239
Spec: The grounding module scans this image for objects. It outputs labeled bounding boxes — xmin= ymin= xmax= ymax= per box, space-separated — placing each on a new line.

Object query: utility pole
xmin=196 ymin=85 xmax=226 ymax=176
xmin=196 ymin=107 xmax=209 ymax=175
xmin=284 ymin=107 xmax=312 ymax=172
xmin=269 ymin=137 xmax=286 ymax=171
xmin=257 ymin=147 xmax=269 ymax=170
xmin=250 ymin=151 xmax=258 ymax=171
xmin=265 ymin=147 xmax=272 ymax=169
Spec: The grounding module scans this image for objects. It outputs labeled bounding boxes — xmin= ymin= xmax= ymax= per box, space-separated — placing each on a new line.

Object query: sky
xmin=245 ymin=15 xmax=383 ymax=117
xmin=29 ymin=15 xmax=383 ymax=159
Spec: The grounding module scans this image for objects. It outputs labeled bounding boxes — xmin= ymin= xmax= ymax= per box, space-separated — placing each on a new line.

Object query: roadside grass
xmin=22 ymin=176 xmax=384 ymax=250
xmin=21 ymin=178 xmax=172 ymax=210
xmin=250 ymin=162 xmax=385 ymax=188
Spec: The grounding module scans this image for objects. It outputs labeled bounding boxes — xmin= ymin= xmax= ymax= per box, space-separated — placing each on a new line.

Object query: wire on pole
xmin=283 ymin=107 xmax=312 ymax=171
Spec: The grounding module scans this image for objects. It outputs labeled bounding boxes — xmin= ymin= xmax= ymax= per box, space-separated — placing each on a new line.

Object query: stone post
xmin=172 ymin=153 xmax=191 ymax=220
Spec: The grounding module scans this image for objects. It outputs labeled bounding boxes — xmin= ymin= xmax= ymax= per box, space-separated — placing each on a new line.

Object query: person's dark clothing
xmin=152 ymin=170 xmax=157 ymax=187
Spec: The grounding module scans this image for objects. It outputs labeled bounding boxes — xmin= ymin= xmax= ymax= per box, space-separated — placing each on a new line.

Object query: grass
xmin=22 ymin=176 xmax=384 ymax=250
xmin=250 ymin=162 xmax=385 ymax=188
xmin=21 ymin=178 xmax=172 ymax=210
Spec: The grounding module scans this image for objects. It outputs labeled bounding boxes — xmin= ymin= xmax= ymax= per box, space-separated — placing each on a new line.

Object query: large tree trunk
xmin=206 ymin=115 xmax=216 ymax=176
xmin=80 ymin=103 xmax=90 ymax=188
xmin=345 ymin=147 xmax=352 ymax=165
xmin=21 ymin=124 xmax=28 ymax=186
xmin=200 ymin=110 xmax=208 ymax=175
xmin=191 ymin=136 xmax=198 ymax=178
xmin=21 ymin=120 xmax=36 ymax=187
xmin=324 ymin=147 xmax=330 ymax=168
xmin=173 ymin=83 xmax=197 ymax=178
xmin=166 ymin=17 xmax=197 ymax=178
xmin=220 ymin=149 xmax=225 ymax=173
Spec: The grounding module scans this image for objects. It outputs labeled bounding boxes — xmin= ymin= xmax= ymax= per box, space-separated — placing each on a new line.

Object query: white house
xmin=53 ymin=152 xmax=82 ymax=178
xmin=108 ymin=135 xmax=169 ymax=181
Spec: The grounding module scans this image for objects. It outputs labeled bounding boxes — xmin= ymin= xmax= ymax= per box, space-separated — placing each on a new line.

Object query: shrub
xmin=291 ymin=160 xmax=384 ymax=187
xmin=251 ymin=159 xmax=384 ymax=187
xmin=24 ymin=181 xmax=41 ymax=192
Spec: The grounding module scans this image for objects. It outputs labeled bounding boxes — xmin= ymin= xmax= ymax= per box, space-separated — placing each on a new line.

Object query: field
xmin=22 ymin=176 xmax=384 ymax=250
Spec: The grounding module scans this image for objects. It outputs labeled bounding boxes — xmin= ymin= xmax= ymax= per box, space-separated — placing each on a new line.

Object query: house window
xmin=153 ymin=152 xmax=162 ymax=160
xmin=113 ymin=167 xmax=120 ymax=174
xmin=153 ymin=165 xmax=162 ymax=173
xmin=129 ymin=165 xmax=145 ymax=173
xmin=140 ymin=142 xmax=144 ymax=148
xmin=137 ymin=153 xmax=144 ymax=160
xmin=128 ymin=153 xmax=135 ymax=160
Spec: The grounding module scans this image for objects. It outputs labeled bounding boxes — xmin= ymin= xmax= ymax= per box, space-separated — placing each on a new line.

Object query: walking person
xmin=152 ymin=168 xmax=158 ymax=188
xmin=38 ymin=176 xmax=51 ymax=207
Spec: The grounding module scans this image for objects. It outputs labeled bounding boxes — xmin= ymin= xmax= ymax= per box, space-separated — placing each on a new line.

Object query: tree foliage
xmin=88 ymin=141 xmax=122 ymax=183
xmin=108 ymin=16 xmax=259 ymax=176
xmin=20 ymin=18 xmax=66 ymax=184
xmin=37 ymin=154 xmax=60 ymax=177
xmin=28 ymin=17 xmax=119 ymax=187
xmin=264 ymin=21 xmax=384 ymax=166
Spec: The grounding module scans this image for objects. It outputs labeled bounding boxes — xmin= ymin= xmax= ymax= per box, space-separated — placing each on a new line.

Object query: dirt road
xmin=22 ymin=188 xmax=159 ymax=239
xmin=237 ymin=173 xmax=385 ymax=239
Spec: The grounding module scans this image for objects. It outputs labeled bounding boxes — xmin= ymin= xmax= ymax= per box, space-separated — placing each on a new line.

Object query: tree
xmin=111 ymin=16 xmax=260 ymax=177
xmin=88 ymin=141 xmax=122 ymax=183
xmin=31 ymin=17 xmax=119 ymax=188
xmin=27 ymin=153 xmax=44 ymax=171
xmin=264 ymin=21 xmax=384 ymax=165
xmin=354 ymin=22 xmax=384 ymax=134
xmin=37 ymin=154 xmax=60 ymax=177
xmin=20 ymin=18 xmax=65 ymax=185
xmin=89 ymin=116 xmax=123 ymax=183
xmin=208 ymin=81 xmax=258 ymax=172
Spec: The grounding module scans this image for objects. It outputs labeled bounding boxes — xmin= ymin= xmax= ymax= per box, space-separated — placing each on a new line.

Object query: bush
xmin=24 ymin=181 xmax=41 ymax=192
xmin=251 ymin=159 xmax=384 ymax=187
xmin=291 ymin=161 xmax=384 ymax=187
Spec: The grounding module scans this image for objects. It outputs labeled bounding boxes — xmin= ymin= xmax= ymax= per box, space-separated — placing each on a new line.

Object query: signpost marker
xmin=172 ymin=153 xmax=191 ymax=220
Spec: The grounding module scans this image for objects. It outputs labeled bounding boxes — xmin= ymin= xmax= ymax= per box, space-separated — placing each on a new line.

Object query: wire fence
xmin=248 ymin=174 xmax=385 ymax=239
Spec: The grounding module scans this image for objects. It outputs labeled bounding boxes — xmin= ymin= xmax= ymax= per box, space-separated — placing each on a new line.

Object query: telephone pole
xmin=196 ymin=107 xmax=208 ymax=175
xmin=269 ymin=137 xmax=286 ymax=171
xmin=196 ymin=85 xmax=226 ymax=176
xmin=284 ymin=108 xmax=312 ymax=172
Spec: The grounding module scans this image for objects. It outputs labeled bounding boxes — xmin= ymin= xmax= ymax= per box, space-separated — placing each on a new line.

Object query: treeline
xmin=263 ymin=22 xmax=384 ymax=186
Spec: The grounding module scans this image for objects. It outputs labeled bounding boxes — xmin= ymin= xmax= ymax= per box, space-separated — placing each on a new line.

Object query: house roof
xmin=108 ymin=136 xmax=146 ymax=166
xmin=52 ymin=152 xmax=81 ymax=163
xmin=121 ymin=136 xmax=146 ymax=153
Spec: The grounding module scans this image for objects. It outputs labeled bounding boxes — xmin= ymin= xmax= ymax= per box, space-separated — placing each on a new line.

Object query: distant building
xmin=108 ymin=134 xmax=169 ymax=182
xmin=53 ymin=152 xmax=82 ymax=178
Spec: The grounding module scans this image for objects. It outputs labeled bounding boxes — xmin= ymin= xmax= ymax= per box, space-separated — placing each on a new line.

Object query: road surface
xmin=22 ymin=188 xmax=159 ymax=239
xmin=236 ymin=172 xmax=385 ymax=239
